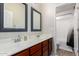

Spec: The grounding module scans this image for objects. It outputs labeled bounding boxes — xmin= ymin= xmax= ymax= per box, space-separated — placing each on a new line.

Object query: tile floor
xmin=57 ymin=49 xmax=75 ymax=56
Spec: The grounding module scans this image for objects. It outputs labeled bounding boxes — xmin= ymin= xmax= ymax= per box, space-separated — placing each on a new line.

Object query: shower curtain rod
xmin=56 ymin=12 xmax=73 ymax=17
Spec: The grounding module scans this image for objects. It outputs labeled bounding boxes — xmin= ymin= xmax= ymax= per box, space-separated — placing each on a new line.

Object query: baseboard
xmin=59 ymin=44 xmax=73 ymax=52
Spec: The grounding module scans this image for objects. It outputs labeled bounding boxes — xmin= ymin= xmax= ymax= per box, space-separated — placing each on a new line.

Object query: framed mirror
xmin=0 ymin=3 xmax=27 ymax=32
xmin=31 ymin=7 xmax=42 ymax=31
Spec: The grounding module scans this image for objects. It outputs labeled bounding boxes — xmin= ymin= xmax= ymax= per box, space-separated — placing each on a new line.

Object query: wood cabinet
xmin=31 ymin=49 xmax=41 ymax=56
xmin=12 ymin=38 xmax=53 ymax=56
xmin=42 ymin=40 xmax=48 ymax=56
xmin=43 ymin=50 xmax=48 ymax=56
xmin=12 ymin=49 xmax=29 ymax=56
xmin=42 ymin=40 xmax=48 ymax=47
xmin=48 ymin=38 xmax=53 ymax=55
xmin=30 ymin=43 xmax=42 ymax=55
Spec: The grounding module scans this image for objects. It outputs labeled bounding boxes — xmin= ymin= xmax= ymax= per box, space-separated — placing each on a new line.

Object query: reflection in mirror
xmin=4 ymin=3 xmax=25 ymax=29
xmin=31 ymin=7 xmax=42 ymax=31
xmin=33 ymin=10 xmax=41 ymax=29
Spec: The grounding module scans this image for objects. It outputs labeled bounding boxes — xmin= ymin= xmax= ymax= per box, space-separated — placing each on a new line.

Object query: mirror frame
xmin=31 ymin=7 xmax=42 ymax=31
xmin=0 ymin=3 xmax=28 ymax=32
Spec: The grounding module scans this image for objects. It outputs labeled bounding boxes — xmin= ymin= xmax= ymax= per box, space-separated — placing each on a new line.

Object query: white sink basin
xmin=0 ymin=38 xmax=15 ymax=48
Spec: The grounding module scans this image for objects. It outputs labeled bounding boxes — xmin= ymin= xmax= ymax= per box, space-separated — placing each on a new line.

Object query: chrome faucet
xmin=14 ymin=35 xmax=21 ymax=43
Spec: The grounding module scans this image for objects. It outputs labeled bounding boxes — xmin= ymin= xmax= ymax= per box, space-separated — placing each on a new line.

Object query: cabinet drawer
xmin=13 ymin=49 xmax=29 ymax=56
xmin=31 ymin=49 xmax=42 ymax=56
xmin=30 ymin=43 xmax=41 ymax=55
xmin=42 ymin=40 xmax=48 ymax=47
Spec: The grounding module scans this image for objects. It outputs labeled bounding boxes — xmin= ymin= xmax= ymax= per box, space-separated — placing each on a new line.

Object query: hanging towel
xmin=67 ymin=29 xmax=74 ymax=48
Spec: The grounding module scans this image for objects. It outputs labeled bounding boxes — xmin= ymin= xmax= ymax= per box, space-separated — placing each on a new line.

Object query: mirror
xmin=31 ymin=7 xmax=42 ymax=31
xmin=0 ymin=3 xmax=27 ymax=32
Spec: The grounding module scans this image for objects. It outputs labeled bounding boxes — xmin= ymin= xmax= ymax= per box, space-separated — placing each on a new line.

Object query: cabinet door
xmin=48 ymin=38 xmax=53 ymax=55
xmin=31 ymin=49 xmax=42 ymax=56
xmin=43 ymin=50 xmax=48 ymax=56
xmin=30 ymin=43 xmax=41 ymax=55
xmin=42 ymin=40 xmax=48 ymax=47
xmin=13 ymin=49 xmax=29 ymax=56
xmin=42 ymin=40 xmax=49 ymax=56
xmin=43 ymin=47 xmax=48 ymax=56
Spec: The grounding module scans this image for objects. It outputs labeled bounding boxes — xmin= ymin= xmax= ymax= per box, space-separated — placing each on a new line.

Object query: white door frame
xmin=73 ymin=3 xmax=78 ymax=56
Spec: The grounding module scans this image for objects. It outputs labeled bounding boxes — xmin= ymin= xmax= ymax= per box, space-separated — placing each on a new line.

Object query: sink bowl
xmin=0 ymin=38 xmax=14 ymax=47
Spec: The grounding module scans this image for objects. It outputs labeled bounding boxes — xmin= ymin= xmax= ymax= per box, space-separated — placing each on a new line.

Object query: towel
xmin=67 ymin=29 xmax=74 ymax=48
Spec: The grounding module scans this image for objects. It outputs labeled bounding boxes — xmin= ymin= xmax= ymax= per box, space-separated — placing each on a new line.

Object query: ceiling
xmin=56 ymin=3 xmax=76 ymax=13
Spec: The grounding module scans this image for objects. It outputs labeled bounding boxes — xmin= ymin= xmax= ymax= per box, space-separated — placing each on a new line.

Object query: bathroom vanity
xmin=0 ymin=34 xmax=53 ymax=56
xmin=12 ymin=38 xmax=53 ymax=56
xmin=0 ymin=3 xmax=54 ymax=56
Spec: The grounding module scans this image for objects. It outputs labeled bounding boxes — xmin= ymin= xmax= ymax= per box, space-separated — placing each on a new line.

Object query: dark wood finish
xmin=31 ymin=49 xmax=42 ymax=56
xmin=30 ymin=43 xmax=41 ymax=55
xmin=43 ymin=46 xmax=48 ymax=52
xmin=12 ymin=49 xmax=29 ymax=56
xmin=48 ymin=38 xmax=53 ymax=55
xmin=12 ymin=38 xmax=53 ymax=56
xmin=43 ymin=47 xmax=48 ymax=56
xmin=43 ymin=50 xmax=48 ymax=56
xmin=42 ymin=40 xmax=48 ymax=47
xmin=42 ymin=40 xmax=49 ymax=56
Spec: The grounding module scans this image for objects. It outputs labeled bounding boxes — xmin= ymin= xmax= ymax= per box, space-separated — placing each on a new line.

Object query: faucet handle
xmin=14 ymin=35 xmax=21 ymax=43
xmin=14 ymin=38 xmax=21 ymax=43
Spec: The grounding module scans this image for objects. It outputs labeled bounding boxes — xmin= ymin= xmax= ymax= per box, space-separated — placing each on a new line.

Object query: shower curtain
xmin=67 ymin=29 xmax=74 ymax=49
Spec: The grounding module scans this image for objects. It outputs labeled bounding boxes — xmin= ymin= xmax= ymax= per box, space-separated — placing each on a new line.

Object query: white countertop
xmin=0 ymin=34 xmax=53 ymax=56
